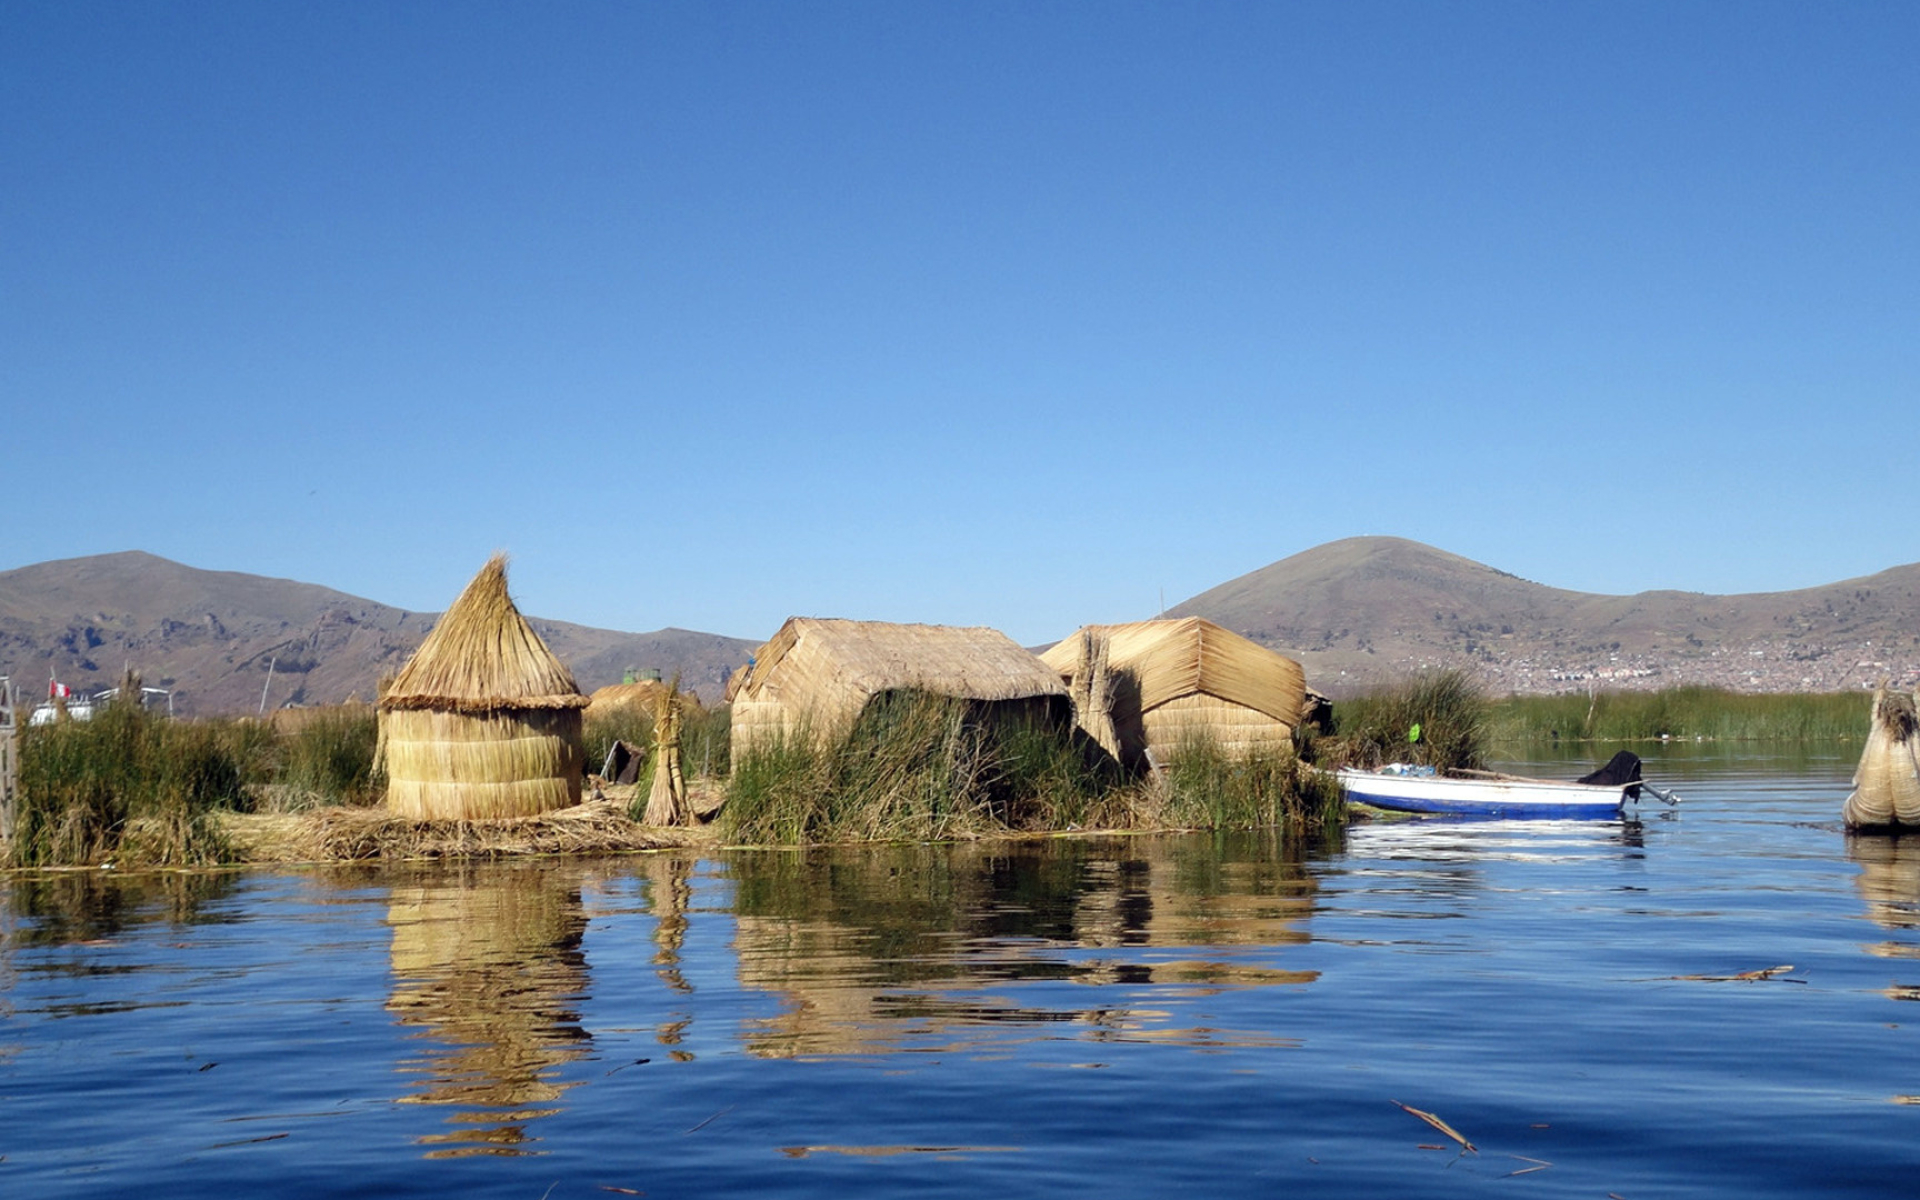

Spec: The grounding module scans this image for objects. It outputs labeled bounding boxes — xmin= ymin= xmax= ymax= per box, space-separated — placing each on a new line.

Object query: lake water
xmin=5 ymin=745 xmax=1920 ymax=1197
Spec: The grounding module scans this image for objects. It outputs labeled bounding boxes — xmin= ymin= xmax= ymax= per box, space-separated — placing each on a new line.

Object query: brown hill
xmin=0 ymin=552 xmax=757 ymax=715
xmin=1171 ymin=537 xmax=1920 ymax=697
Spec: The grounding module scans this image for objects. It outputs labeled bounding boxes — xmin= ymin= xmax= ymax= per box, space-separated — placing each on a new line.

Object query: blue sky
xmin=5 ymin=2 xmax=1916 ymax=645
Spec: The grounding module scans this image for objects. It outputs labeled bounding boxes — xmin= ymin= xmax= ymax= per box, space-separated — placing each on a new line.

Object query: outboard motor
xmin=1577 ymin=750 xmax=1644 ymax=799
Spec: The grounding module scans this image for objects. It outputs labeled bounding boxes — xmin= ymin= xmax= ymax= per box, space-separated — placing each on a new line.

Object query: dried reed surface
xmin=224 ymin=798 xmax=702 ymax=862
xmin=730 ymin=618 xmax=1068 ymax=763
xmin=1844 ymin=687 xmax=1920 ymax=829
xmin=1041 ymin=617 xmax=1306 ymax=767
xmin=378 ymin=556 xmax=587 ymax=820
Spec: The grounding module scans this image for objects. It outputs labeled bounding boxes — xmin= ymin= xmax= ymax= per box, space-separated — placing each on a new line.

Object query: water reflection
xmin=723 ymin=832 xmax=1321 ymax=1058
xmin=384 ymin=861 xmax=592 ymax=1157
xmin=630 ymin=852 xmax=698 ymax=1059
xmin=1847 ymin=837 xmax=1920 ymax=992
xmin=5 ymin=870 xmax=240 ymax=949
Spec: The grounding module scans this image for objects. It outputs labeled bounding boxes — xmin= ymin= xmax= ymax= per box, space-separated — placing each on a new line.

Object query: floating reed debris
xmin=1843 ymin=686 xmax=1920 ymax=831
xmin=378 ymin=556 xmax=587 ymax=821
xmin=1392 ymin=1100 xmax=1477 ymax=1153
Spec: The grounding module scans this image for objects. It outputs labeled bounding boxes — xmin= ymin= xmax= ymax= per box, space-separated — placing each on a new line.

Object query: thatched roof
xmin=737 ymin=618 xmax=1066 ymax=707
xmin=380 ymin=556 xmax=587 ymax=714
xmin=1040 ymin=617 xmax=1305 ymax=724
xmin=730 ymin=618 xmax=1066 ymax=750
xmin=587 ymin=680 xmax=681 ymax=714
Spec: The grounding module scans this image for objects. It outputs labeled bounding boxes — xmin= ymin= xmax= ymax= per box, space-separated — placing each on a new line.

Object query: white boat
xmin=1335 ymin=752 xmax=1671 ymax=820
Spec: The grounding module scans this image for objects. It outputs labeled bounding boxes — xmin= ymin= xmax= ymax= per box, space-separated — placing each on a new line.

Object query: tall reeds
xmin=722 ymin=691 xmax=1115 ymax=843
xmin=9 ymin=699 xmax=237 ymax=867
xmin=1159 ymin=734 xmax=1345 ymax=836
xmin=722 ymin=690 xmax=1332 ymax=844
xmin=1328 ymin=669 xmax=1489 ymax=772
xmin=1486 ymin=686 xmax=1868 ymax=743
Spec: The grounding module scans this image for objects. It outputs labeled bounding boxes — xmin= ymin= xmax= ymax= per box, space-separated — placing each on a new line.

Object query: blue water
xmin=5 ymin=747 xmax=1920 ymax=1197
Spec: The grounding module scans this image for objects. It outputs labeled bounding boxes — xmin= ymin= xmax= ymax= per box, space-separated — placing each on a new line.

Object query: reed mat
xmin=221 ymin=799 xmax=709 ymax=863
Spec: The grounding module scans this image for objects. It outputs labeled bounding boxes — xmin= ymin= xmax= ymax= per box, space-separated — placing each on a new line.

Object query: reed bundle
xmin=1843 ymin=687 xmax=1920 ymax=830
xmin=378 ymin=556 xmax=587 ymax=820
xmin=1066 ymin=628 xmax=1122 ymax=763
xmin=643 ymin=679 xmax=688 ymax=826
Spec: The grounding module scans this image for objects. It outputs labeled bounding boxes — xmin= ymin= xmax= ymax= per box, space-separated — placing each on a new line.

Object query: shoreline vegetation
xmin=2 ymin=677 xmax=1876 ymax=869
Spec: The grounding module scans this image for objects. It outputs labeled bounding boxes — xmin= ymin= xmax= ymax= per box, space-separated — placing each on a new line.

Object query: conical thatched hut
xmin=379 ymin=556 xmax=588 ymax=819
xmin=1843 ymin=686 xmax=1920 ymax=830
xmin=727 ymin=617 xmax=1069 ymax=765
xmin=1040 ymin=617 xmax=1307 ymax=771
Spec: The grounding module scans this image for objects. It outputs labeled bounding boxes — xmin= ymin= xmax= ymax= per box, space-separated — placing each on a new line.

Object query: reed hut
xmin=728 ymin=617 xmax=1069 ymax=765
xmin=379 ymin=556 xmax=588 ymax=819
xmin=586 ymin=679 xmax=681 ymax=717
xmin=1843 ymin=686 xmax=1920 ymax=830
xmin=1040 ymin=617 xmax=1307 ymax=771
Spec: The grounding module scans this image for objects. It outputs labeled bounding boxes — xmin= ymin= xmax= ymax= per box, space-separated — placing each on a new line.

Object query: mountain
xmin=0 ymin=552 xmax=758 ymax=715
xmin=1171 ymin=537 xmax=1920 ymax=697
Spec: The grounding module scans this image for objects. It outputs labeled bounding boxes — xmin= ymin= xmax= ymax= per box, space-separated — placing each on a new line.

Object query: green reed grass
xmin=722 ymin=691 xmax=1334 ymax=844
xmin=722 ymin=691 xmax=1116 ymax=843
xmin=1328 ymin=669 xmax=1489 ymax=772
xmin=1486 ymin=686 xmax=1870 ymax=743
xmin=275 ymin=708 xmax=383 ymax=807
xmin=1159 ymin=734 xmax=1345 ymax=836
xmin=10 ymin=700 xmax=238 ymax=867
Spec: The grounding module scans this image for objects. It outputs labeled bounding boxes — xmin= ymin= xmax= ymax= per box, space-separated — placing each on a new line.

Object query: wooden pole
xmin=1 ymin=677 xmax=17 ymax=846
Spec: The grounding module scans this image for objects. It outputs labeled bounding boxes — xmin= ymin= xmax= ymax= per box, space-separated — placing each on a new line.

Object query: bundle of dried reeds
xmin=643 ymin=679 xmax=688 ymax=826
xmin=1067 ymin=627 xmax=1121 ymax=762
xmin=1843 ymin=686 xmax=1920 ymax=829
xmin=378 ymin=556 xmax=588 ymax=820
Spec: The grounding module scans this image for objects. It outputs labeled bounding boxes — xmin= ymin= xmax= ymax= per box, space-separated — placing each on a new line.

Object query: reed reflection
xmin=385 ymin=861 xmax=592 ymax=1157
xmin=632 ymin=852 xmax=699 ymax=1060
xmin=723 ymin=832 xmax=1320 ymax=1058
xmin=1848 ymin=836 xmax=1920 ymax=983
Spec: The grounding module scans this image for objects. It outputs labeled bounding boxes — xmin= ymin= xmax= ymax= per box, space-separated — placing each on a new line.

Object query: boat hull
xmin=1335 ymin=769 xmax=1628 ymax=820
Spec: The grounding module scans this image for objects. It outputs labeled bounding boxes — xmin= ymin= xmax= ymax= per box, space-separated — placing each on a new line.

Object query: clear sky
xmin=5 ymin=2 xmax=1916 ymax=645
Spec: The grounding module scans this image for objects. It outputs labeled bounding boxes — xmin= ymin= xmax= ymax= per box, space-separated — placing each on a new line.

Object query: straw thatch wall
xmin=1843 ymin=687 xmax=1920 ymax=830
xmin=729 ymin=617 xmax=1069 ymax=764
xmin=379 ymin=557 xmax=588 ymax=820
xmin=1041 ymin=617 xmax=1307 ymax=769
